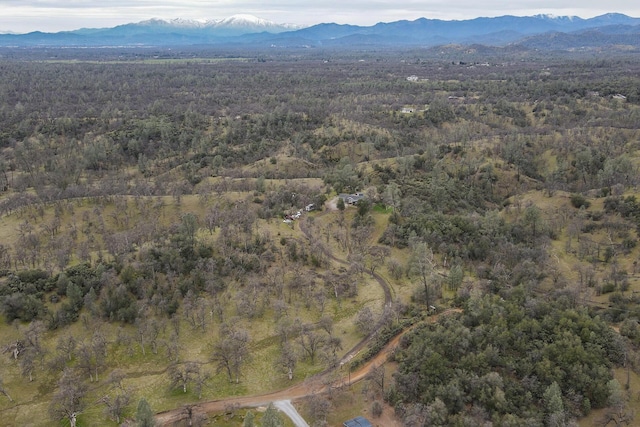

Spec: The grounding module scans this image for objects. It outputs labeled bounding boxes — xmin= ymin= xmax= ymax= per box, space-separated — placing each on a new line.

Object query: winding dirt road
xmin=155 ymin=306 xmax=459 ymax=426
xmin=154 ymin=207 xmax=438 ymax=426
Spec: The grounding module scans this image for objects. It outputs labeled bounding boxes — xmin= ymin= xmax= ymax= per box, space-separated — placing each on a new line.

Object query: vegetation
xmin=0 ymin=47 xmax=640 ymax=426
xmin=392 ymin=290 xmax=625 ymax=425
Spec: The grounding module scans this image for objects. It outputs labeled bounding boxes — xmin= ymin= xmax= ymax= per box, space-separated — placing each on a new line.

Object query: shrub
xmin=371 ymin=400 xmax=383 ymax=418
xmin=570 ymin=193 xmax=590 ymax=209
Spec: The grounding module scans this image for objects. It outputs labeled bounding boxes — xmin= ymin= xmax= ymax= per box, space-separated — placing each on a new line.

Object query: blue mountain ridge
xmin=1 ymin=13 xmax=639 ymax=49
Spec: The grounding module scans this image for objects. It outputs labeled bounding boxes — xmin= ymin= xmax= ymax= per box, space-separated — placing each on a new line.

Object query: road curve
xmin=154 ymin=208 xmax=400 ymax=426
xmin=274 ymin=400 xmax=310 ymax=427
xmin=154 ymin=307 xmax=461 ymax=425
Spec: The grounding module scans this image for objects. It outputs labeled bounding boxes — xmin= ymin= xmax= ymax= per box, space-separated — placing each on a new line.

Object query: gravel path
xmin=274 ymin=400 xmax=310 ymax=427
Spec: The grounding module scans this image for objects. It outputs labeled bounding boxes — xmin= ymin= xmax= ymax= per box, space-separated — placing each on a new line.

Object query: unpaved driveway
xmin=154 ymin=309 xmax=461 ymax=426
xmin=154 ymin=205 xmax=458 ymax=426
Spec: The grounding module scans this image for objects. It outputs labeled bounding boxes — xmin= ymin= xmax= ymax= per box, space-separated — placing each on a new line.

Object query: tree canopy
xmin=392 ymin=289 xmax=626 ymax=425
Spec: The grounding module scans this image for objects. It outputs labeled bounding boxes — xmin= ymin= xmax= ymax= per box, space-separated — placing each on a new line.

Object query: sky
xmin=1 ymin=0 xmax=639 ymax=33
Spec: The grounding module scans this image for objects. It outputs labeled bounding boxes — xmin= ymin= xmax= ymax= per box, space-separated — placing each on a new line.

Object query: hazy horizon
xmin=1 ymin=0 xmax=639 ymax=34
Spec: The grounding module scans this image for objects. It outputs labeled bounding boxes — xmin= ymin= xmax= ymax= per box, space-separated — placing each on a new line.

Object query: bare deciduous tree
xmin=49 ymin=368 xmax=87 ymax=427
xmin=409 ymin=241 xmax=436 ymax=308
xmin=212 ymin=323 xmax=251 ymax=383
xmin=181 ymin=404 xmax=208 ymax=427
xmin=275 ymin=341 xmax=298 ymax=380
xmin=193 ymin=367 xmax=211 ymax=399
xmin=100 ymin=389 xmax=131 ymax=424
xmin=367 ymin=246 xmax=391 ymax=275
xmin=298 ymin=323 xmax=325 ymax=365
xmin=355 ymin=306 xmax=376 ymax=336
xmin=168 ymin=362 xmax=200 ymax=393
xmin=19 ymin=347 xmax=36 ymax=382
xmin=56 ymin=334 xmax=77 ymax=362
xmin=136 ymin=316 xmax=165 ymax=355
xmin=163 ymin=331 xmax=181 ymax=362
xmin=366 ymin=364 xmax=386 ymax=398
xmin=0 ymin=377 xmax=13 ymax=402
xmin=308 ymin=396 xmax=331 ymax=426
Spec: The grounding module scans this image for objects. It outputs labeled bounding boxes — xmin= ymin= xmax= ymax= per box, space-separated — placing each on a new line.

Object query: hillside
xmin=0 ymin=50 xmax=640 ymax=426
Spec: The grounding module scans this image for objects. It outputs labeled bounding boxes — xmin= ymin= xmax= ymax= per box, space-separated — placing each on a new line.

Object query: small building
xmin=344 ymin=416 xmax=373 ymax=427
xmin=305 ymin=203 xmax=315 ymax=212
xmin=338 ymin=192 xmax=365 ymax=205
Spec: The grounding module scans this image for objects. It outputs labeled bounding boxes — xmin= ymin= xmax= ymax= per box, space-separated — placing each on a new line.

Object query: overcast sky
xmin=1 ymin=0 xmax=639 ymax=33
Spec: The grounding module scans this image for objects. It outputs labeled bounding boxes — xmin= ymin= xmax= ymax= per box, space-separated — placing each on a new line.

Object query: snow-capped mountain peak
xmin=533 ymin=13 xmax=579 ymax=21
xmin=207 ymin=14 xmax=302 ymax=31
xmin=138 ymin=18 xmax=204 ymax=28
xmin=218 ymin=14 xmax=270 ymax=25
xmin=166 ymin=18 xmax=207 ymax=28
xmin=136 ymin=14 xmax=302 ymax=34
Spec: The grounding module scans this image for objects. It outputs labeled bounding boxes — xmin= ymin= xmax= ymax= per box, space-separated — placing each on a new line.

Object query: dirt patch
xmin=326 ymin=197 xmax=339 ymax=211
xmin=375 ymin=402 xmax=402 ymax=427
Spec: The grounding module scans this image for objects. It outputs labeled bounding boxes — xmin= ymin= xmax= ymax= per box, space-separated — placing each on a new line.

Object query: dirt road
xmin=153 ymin=325 xmax=391 ymax=425
xmin=154 ymin=307 xmax=460 ymax=425
xmin=155 ymin=207 xmax=453 ymax=426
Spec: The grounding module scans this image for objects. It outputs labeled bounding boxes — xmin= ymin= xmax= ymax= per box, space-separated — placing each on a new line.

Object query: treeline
xmin=390 ymin=289 xmax=627 ymax=426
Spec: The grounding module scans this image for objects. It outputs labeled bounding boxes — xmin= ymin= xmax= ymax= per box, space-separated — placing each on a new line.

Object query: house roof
xmin=343 ymin=416 xmax=373 ymax=427
xmin=338 ymin=193 xmax=365 ymax=202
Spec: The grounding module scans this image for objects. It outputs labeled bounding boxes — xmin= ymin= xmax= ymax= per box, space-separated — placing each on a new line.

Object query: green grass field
xmin=0 ymin=190 xmax=396 ymax=426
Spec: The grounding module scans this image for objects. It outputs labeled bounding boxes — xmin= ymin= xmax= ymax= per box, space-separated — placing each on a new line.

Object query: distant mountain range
xmin=1 ymin=13 xmax=639 ymax=50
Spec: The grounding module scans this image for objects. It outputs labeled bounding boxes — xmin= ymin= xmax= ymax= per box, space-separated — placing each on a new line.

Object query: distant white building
xmin=406 ymin=75 xmax=419 ymax=82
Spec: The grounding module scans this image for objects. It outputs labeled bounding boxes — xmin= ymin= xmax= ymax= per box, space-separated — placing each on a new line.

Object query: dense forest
xmin=1 ymin=47 xmax=640 ymax=426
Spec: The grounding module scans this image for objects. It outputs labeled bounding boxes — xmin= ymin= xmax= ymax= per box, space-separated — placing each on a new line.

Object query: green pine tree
xmin=136 ymin=398 xmax=155 ymax=427
xmin=261 ymin=403 xmax=283 ymax=427
xmin=243 ymin=410 xmax=255 ymax=427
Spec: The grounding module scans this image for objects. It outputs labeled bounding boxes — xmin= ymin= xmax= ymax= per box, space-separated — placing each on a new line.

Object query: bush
xmin=570 ymin=194 xmax=590 ymax=209
xmin=371 ymin=400 xmax=383 ymax=418
xmin=17 ymin=269 xmax=50 ymax=283
xmin=599 ymin=282 xmax=616 ymax=295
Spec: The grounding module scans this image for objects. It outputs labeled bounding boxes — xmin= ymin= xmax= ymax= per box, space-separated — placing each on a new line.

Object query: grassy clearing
xmin=7 ymin=180 xmax=637 ymax=426
xmin=0 ymin=282 xmax=375 ymax=425
xmin=0 ymin=191 xmax=394 ymax=426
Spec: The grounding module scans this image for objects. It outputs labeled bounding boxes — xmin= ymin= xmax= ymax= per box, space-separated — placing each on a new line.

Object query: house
xmin=338 ymin=192 xmax=365 ymax=205
xmin=401 ymin=107 xmax=415 ymax=114
xmin=344 ymin=416 xmax=373 ymax=427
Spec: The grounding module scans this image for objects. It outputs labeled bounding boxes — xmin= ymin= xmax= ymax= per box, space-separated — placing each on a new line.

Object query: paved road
xmin=274 ymin=400 xmax=310 ymax=427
